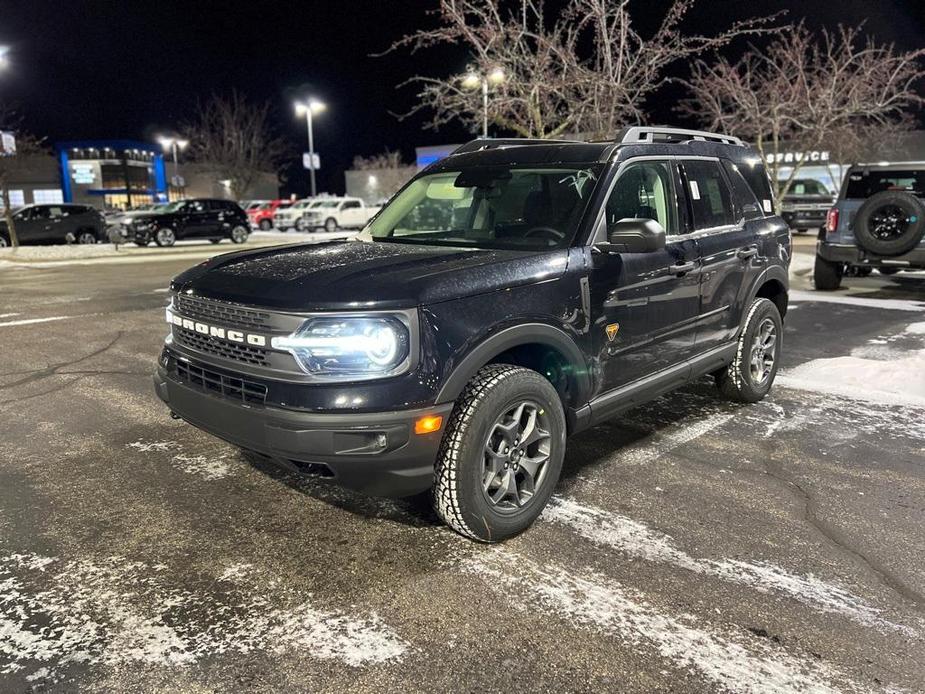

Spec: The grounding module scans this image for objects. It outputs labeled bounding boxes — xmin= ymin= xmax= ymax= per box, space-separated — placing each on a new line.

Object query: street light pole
xmin=305 ymin=109 xmax=316 ymax=198
xmin=157 ymin=136 xmax=188 ymax=200
xmin=463 ymin=68 xmax=505 ymax=139
xmin=295 ymin=99 xmax=326 ymax=198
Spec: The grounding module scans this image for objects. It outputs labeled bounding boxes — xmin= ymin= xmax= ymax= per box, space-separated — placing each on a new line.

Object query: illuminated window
xmin=33 ymin=189 xmax=64 ymax=204
xmin=3 ymin=190 xmax=25 ymax=208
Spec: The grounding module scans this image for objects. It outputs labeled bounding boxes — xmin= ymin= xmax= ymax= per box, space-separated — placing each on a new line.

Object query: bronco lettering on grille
xmin=165 ymin=308 xmax=267 ymax=347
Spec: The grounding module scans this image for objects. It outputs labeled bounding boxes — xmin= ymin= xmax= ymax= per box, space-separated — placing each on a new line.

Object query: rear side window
xmin=736 ymin=161 xmax=775 ymax=214
xmin=342 ymin=200 xmax=361 ymax=210
xmin=720 ymin=161 xmax=763 ymax=221
xmin=681 ymin=160 xmax=734 ymax=230
xmin=844 ymin=170 xmax=925 ymax=199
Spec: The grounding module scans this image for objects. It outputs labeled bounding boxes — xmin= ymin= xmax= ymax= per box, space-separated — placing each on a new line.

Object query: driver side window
xmin=605 ymin=161 xmax=676 ymax=235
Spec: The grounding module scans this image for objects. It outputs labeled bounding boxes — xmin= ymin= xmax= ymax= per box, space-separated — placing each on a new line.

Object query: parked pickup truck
xmin=301 ymin=197 xmax=381 ymax=232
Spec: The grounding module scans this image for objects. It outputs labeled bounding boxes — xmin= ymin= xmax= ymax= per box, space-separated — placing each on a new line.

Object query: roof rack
xmin=452 ymin=137 xmax=583 ymax=155
xmin=618 ymin=126 xmax=745 ymax=147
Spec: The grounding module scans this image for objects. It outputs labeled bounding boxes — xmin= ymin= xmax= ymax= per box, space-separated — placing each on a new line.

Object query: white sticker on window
xmin=689 ymin=181 xmax=701 ymax=200
xmin=762 ymin=199 xmax=772 ymax=213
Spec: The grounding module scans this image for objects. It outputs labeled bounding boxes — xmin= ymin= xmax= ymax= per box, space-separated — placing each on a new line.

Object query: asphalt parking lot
xmin=1 ymin=236 xmax=924 ymax=692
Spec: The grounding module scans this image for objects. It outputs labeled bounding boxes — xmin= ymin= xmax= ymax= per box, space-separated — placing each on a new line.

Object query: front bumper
xmin=154 ymin=354 xmax=453 ymax=497
xmin=818 ymin=241 xmax=925 ymax=268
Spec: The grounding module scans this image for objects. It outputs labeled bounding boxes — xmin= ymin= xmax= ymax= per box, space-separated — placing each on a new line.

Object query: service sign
xmin=765 ymin=150 xmax=830 ymax=165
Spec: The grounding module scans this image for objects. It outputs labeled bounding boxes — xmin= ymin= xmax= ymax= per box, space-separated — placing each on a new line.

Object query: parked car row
xmin=0 ymin=204 xmax=106 ymax=247
xmin=249 ymin=196 xmax=381 ymax=232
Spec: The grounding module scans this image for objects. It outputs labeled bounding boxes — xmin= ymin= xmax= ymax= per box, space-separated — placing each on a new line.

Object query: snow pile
xmin=778 ymin=321 xmax=925 ymax=407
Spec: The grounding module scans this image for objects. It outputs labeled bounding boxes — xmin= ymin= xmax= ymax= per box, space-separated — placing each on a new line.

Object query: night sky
xmin=0 ymin=0 xmax=922 ymax=196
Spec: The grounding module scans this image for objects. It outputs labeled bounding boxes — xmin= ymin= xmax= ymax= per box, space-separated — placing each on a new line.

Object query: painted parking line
xmin=0 ymin=316 xmax=71 ymax=328
xmin=544 ymin=498 xmax=914 ymax=636
xmin=464 ymin=549 xmax=863 ymax=694
xmin=788 ymin=290 xmax=925 ymax=312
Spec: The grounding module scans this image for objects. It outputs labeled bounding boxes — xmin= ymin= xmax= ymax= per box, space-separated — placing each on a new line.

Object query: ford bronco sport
xmin=815 ymin=161 xmax=925 ymax=289
xmin=155 ymin=127 xmax=790 ymax=542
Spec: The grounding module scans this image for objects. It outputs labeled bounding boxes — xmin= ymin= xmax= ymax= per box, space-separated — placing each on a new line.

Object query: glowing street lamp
xmin=294 ymin=99 xmax=326 ymax=197
xmin=0 ymin=46 xmax=10 ymax=71
xmin=158 ymin=136 xmax=189 ymax=198
xmin=462 ymin=68 xmax=505 ymax=138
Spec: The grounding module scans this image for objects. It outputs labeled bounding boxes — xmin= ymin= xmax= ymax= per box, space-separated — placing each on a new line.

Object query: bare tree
xmin=182 ymin=91 xmax=288 ymax=199
xmin=384 ymin=0 xmax=776 ymax=139
xmin=0 ymin=110 xmax=46 ymax=248
xmin=352 ymin=149 xmax=408 ymax=170
xmin=680 ymin=23 xmax=925 ymax=202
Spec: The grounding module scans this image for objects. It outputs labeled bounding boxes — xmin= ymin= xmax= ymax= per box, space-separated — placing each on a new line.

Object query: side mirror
xmin=597 ymin=218 xmax=666 ymax=254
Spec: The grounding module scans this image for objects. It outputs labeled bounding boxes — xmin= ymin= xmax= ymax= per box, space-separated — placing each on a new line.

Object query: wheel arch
xmin=435 ymin=323 xmax=592 ymax=413
xmin=747 ymin=265 xmax=789 ymax=320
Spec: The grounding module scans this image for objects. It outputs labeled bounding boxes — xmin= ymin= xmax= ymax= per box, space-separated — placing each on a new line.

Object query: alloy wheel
xmin=481 ymin=401 xmax=551 ymax=512
xmin=0 ymin=236 xmax=8 ymax=248
xmin=869 ymin=205 xmax=909 ymax=241
xmin=231 ymin=226 xmax=249 ymax=243
xmin=156 ymin=228 xmax=176 ymax=246
xmin=749 ymin=317 xmax=777 ymax=386
xmin=77 ymin=232 xmax=97 ymax=245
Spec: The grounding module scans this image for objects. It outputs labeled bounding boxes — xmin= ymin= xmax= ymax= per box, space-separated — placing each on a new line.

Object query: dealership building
xmin=2 ymin=139 xmax=279 ymax=210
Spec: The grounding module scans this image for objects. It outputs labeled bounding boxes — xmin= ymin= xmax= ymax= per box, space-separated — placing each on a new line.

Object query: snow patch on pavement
xmin=0 ymin=551 xmax=408 ymax=682
xmin=127 ymin=440 xmax=234 ymax=481
xmin=788 ymin=290 xmax=925 ymax=312
xmin=612 ymin=412 xmax=734 ymax=467
xmin=465 ymin=549 xmax=860 ymax=694
xmin=544 ymin=498 xmax=914 ymax=636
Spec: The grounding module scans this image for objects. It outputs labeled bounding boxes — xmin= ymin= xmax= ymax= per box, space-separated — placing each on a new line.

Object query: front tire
xmin=154 ymin=228 xmax=176 ymax=247
xmin=715 ymin=298 xmax=782 ymax=404
xmin=325 ymin=217 xmax=337 ymax=233
xmin=433 ymin=364 xmax=566 ymax=543
xmin=259 ymin=219 xmax=272 ymax=230
xmin=813 ymin=254 xmax=843 ymax=290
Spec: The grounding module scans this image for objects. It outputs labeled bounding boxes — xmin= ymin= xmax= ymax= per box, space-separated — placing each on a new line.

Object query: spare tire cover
xmin=853 ymin=190 xmax=925 ymax=257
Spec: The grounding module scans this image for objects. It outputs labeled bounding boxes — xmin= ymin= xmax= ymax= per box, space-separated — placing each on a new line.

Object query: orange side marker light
xmin=414 ymin=415 xmax=443 ymax=435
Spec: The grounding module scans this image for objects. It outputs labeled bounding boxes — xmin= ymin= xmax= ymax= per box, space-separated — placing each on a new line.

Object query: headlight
xmin=272 ymin=315 xmax=412 ymax=379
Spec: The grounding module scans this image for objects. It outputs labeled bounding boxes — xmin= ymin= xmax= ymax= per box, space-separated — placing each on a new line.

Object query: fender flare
xmin=435 ymin=322 xmax=591 ymax=405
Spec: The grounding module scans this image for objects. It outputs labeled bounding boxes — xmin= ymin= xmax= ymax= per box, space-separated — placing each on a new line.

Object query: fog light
xmin=414 ymin=415 xmax=443 ymax=435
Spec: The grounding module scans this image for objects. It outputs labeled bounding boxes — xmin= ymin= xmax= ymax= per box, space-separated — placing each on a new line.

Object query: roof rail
xmin=452 ymin=137 xmax=583 ymax=155
xmin=618 ymin=126 xmax=745 ymax=147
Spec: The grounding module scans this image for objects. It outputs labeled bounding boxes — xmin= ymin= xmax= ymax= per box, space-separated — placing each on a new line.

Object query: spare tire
xmin=853 ymin=191 xmax=925 ymax=256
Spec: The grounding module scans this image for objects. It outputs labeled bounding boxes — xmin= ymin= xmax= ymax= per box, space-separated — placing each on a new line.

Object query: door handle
xmin=737 ymin=246 xmax=758 ymax=260
xmin=671 ymin=261 xmax=697 ymax=275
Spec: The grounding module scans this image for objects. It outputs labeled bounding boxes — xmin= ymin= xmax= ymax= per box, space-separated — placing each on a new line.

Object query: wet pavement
xmin=1 ymin=238 xmax=924 ymax=692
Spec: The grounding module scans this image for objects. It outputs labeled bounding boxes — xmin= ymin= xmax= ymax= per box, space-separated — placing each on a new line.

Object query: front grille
xmin=175 ymin=294 xmax=271 ymax=331
xmin=175 ymin=359 xmax=267 ymax=405
xmin=175 ymin=327 xmax=268 ymax=366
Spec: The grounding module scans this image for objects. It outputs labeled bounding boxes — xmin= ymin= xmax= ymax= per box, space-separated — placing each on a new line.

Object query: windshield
xmin=789 ymin=179 xmax=830 ymax=196
xmin=366 ymin=165 xmax=601 ymax=250
xmin=258 ymin=202 xmax=273 ymax=210
xmin=292 ymin=200 xmax=317 ymax=209
xmin=162 ymin=201 xmax=188 ymax=213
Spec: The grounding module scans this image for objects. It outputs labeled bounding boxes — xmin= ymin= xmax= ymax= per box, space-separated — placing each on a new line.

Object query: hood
xmin=171 ymin=239 xmax=569 ymax=311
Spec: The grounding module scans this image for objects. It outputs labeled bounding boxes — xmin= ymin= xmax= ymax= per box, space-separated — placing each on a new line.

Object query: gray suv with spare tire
xmin=815 ymin=162 xmax=925 ymax=289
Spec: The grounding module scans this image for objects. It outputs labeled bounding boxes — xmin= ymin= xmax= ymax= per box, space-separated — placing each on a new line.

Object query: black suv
xmin=815 ymin=162 xmax=925 ymax=289
xmin=0 ymin=203 xmax=105 ymax=246
xmin=129 ymin=198 xmax=250 ymax=247
xmin=779 ymin=178 xmax=835 ymax=234
xmin=154 ymin=128 xmax=790 ymax=541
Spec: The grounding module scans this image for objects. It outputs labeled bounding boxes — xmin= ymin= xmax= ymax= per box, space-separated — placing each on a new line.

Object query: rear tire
xmin=878 ymin=267 xmax=900 ymax=276
xmin=433 ymin=364 xmax=566 ymax=543
xmin=715 ymin=298 xmax=782 ymax=404
xmin=76 ymin=230 xmax=98 ymax=245
xmin=0 ymin=234 xmax=8 ymax=248
xmin=813 ymin=254 xmax=843 ymax=290
xmin=230 ymin=226 xmax=249 ymax=244
xmin=325 ymin=217 xmax=337 ymax=232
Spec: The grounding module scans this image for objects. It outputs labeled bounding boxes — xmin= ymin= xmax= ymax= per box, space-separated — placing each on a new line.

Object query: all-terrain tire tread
xmin=432 ymin=364 xmax=526 ymax=542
